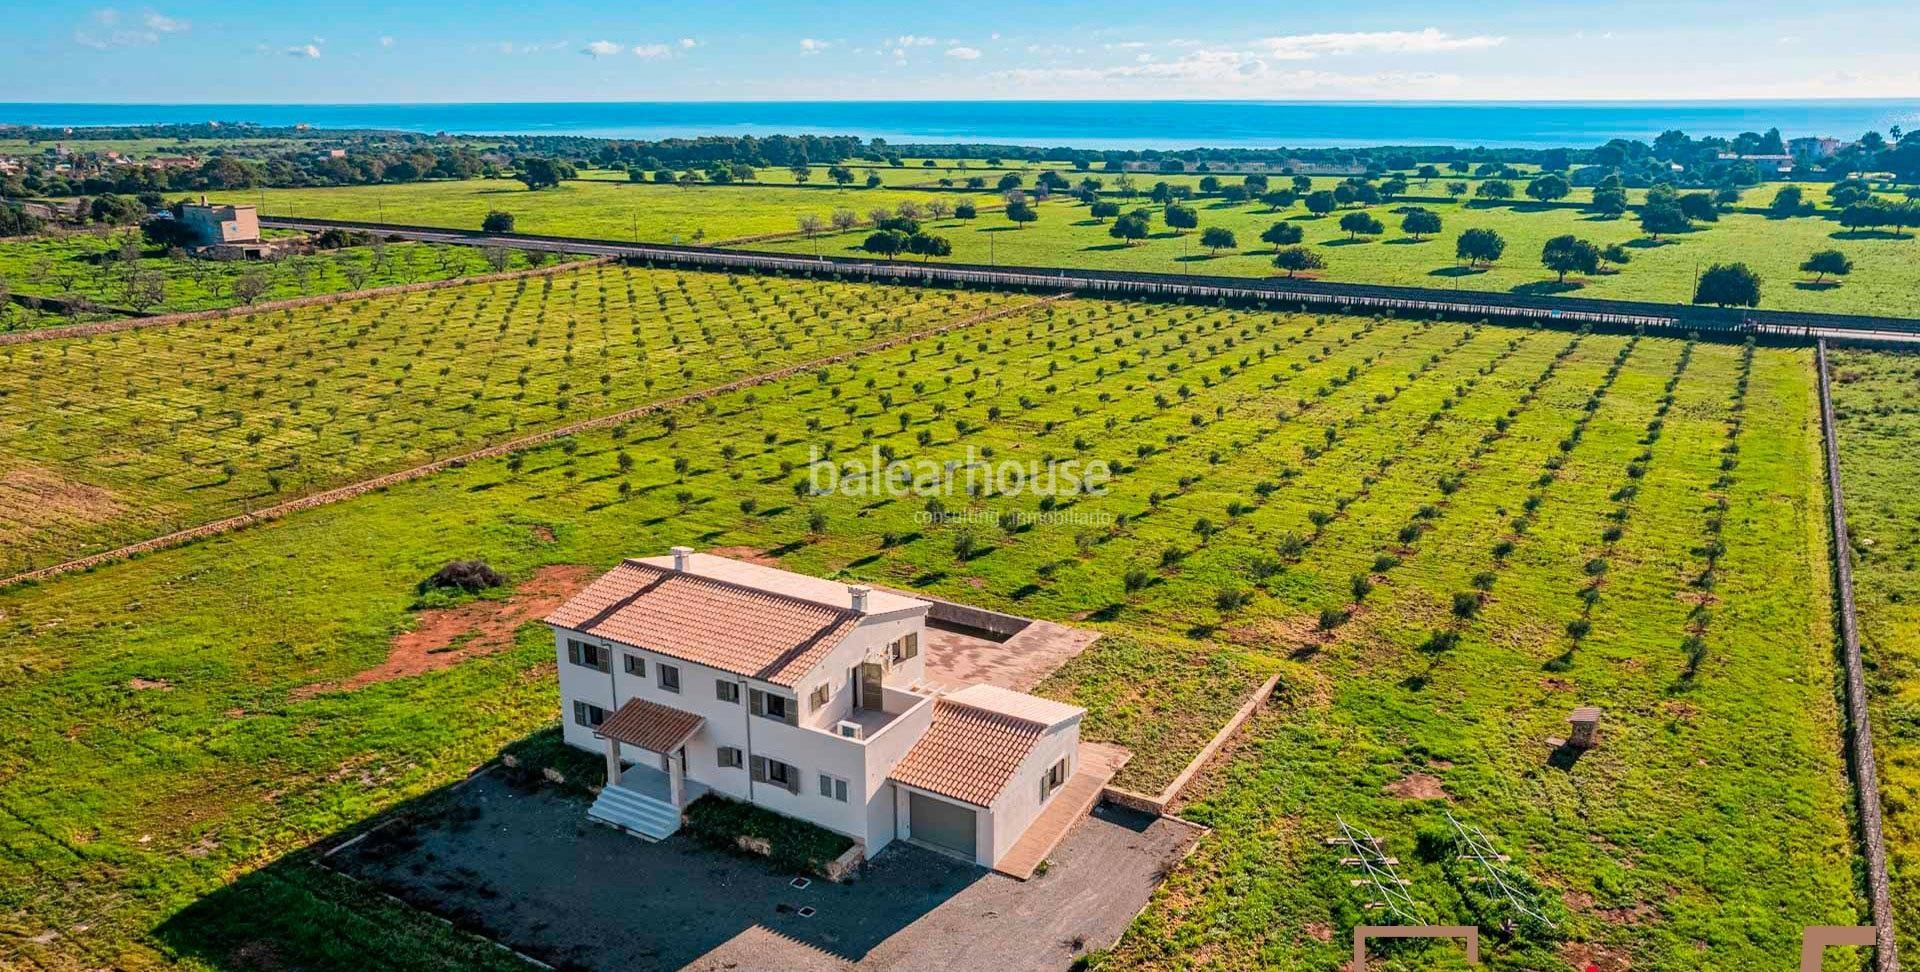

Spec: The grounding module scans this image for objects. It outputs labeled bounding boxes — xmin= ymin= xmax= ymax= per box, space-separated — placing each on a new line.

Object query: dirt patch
xmin=1595 ymin=902 xmax=1657 ymax=925
xmin=1540 ymin=677 xmax=1573 ymax=692
xmin=1563 ymin=888 xmax=1595 ymax=911
xmin=1383 ymin=772 xmax=1449 ymax=801
xmin=1560 ymin=940 xmax=1633 ymax=971
xmin=705 ymin=545 xmax=781 ymax=567
xmin=128 ymin=677 xmax=172 ymax=691
xmin=529 ymin=525 xmax=557 ymax=544
xmin=1303 ymin=922 xmax=1333 ymax=943
xmin=0 ymin=465 xmax=126 ymax=536
xmin=294 ymin=564 xmax=596 ymax=699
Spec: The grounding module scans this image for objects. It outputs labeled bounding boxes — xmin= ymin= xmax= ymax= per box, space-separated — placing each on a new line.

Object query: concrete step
xmin=588 ymin=784 xmax=681 ymax=840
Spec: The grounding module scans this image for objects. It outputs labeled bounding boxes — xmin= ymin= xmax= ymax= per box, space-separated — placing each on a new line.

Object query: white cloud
xmin=678 ymin=37 xmax=697 ymax=48
xmin=632 ymin=43 xmax=670 ymax=58
xmin=895 ymin=34 xmax=938 ymax=47
xmin=75 ymin=8 xmax=190 ymax=48
xmin=1025 ymin=43 xmax=1080 ymax=56
xmin=1256 ymin=28 xmax=1506 ymax=60
xmin=946 ymin=46 xmax=982 ymax=60
xmin=1105 ymin=41 xmax=1149 ymax=50
xmin=799 ymin=37 xmax=831 ymax=53
xmin=287 ymin=43 xmax=321 ymax=58
xmin=142 ymin=11 xmax=187 ymax=33
xmin=379 ymin=35 xmax=395 ymax=48
xmin=582 ymin=39 xmax=622 ymax=57
xmin=992 ymin=46 xmax=1463 ymax=97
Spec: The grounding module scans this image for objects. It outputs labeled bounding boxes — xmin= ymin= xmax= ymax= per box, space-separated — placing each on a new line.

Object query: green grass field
xmin=1826 ymin=345 xmax=1920 ymax=952
xmin=0 ymin=263 xmax=1025 ymax=575
xmin=759 ymin=194 xmax=1920 ymax=316
xmin=0 ymin=275 xmax=1868 ymax=970
xmin=214 ymin=178 xmax=996 ymax=245
xmin=0 ymin=233 xmax=575 ymax=327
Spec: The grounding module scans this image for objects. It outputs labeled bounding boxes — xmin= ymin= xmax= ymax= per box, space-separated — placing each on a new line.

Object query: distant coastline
xmin=3 ymin=99 xmax=1916 ymax=150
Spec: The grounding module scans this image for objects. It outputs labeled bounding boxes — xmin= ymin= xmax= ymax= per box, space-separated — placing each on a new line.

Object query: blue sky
xmin=6 ymin=0 xmax=1919 ymax=104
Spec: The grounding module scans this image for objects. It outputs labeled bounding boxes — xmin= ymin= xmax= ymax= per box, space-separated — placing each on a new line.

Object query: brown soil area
xmin=705 ymin=545 xmax=781 ymax=567
xmin=294 ymin=564 xmax=596 ymax=698
xmin=0 ymin=464 xmax=125 ymax=536
xmin=1383 ymin=772 xmax=1450 ymax=801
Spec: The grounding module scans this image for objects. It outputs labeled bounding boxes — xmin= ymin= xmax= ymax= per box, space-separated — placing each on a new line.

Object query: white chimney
xmin=848 ymin=585 xmax=870 ymax=613
xmin=670 ymin=546 xmax=693 ymax=571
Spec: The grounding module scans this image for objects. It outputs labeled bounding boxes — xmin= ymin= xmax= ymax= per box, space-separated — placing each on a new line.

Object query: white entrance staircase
xmin=587 ymin=784 xmax=682 ymax=840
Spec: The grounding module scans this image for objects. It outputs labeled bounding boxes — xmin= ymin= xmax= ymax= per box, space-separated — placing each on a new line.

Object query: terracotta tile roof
xmin=544 ymin=559 xmax=860 ymax=687
xmin=889 ymin=699 xmax=1049 ymax=808
xmin=597 ymin=697 xmax=705 ymax=753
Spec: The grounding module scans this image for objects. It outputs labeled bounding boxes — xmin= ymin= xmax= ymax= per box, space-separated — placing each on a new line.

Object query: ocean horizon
xmin=2 ymin=99 xmax=1916 ymax=150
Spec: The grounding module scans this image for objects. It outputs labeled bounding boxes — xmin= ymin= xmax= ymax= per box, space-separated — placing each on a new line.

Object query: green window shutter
xmin=566 ymin=640 xmax=581 ymax=666
xmin=784 ymin=697 xmax=798 ymax=726
xmin=750 ymin=756 xmax=767 ymax=782
xmin=572 ymin=700 xmax=587 ymax=726
xmin=750 ymin=689 xmax=765 ymax=716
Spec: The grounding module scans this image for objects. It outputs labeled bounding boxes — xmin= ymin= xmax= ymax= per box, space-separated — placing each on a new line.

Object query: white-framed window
xmin=657 ymin=663 xmax=681 ymax=693
xmin=809 ymin=683 xmax=830 ymax=712
xmin=572 ymin=700 xmax=607 ymax=728
xmin=716 ymin=680 xmax=740 ymax=703
xmin=717 ymin=746 xmax=744 ymax=769
xmin=818 ymin=772 xmax=849 ymax=802
xmin=567 ymin=639 xmax=609 ymax=673
xmin=889 ymin=632 xmax=920 ymax=663
xmin=1040 ymin=755 xmax=1070 ymax=801
xmin=623 ymin=653 xmax=645 ymax=677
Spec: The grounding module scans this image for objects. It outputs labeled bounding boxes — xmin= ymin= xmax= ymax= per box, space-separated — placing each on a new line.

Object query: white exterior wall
xmin=554 ymin=608 xmax=933 ymax=851
xmin=986 ymin=719 xmax=1082 ymax=864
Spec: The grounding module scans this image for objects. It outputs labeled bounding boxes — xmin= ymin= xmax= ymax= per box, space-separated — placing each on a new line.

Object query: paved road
xmin=264 ymin=216 xmax=1920 ymax=348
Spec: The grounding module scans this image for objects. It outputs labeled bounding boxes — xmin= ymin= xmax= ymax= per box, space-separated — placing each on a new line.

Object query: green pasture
xmin=0 ymin=284 xmax=1864 ymax=970
xmin=214 ymin=178 xmax=995 ymax=244
xmin=1827 ymin=345 xmax=1920 ymax=954
xmin=0 ymin=263 xmax=1024 ymax=574
xmin=760 ymin=194 xmax=1920 ymax=316
xmin=0 ymin=233 xmax=573 ymax=327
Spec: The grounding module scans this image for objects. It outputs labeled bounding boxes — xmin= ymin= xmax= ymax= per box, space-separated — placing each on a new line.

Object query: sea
xmin=1 ymin=101 xmax=1915 ymax=151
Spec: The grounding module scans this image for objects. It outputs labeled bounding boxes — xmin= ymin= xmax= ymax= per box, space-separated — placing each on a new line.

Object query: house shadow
xmin=157 ymin=730 xmax=986 ymax=971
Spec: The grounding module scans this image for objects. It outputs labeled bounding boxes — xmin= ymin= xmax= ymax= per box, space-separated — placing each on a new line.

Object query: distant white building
xmin=546 ymin=548 xmax=1085 ymax=868
xmin=179 ymin=199 xmax=260 ymax=247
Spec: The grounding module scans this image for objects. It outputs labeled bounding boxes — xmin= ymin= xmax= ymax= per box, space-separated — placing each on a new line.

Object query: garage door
xmin=909 ymin=792 xmax=977 ymax=858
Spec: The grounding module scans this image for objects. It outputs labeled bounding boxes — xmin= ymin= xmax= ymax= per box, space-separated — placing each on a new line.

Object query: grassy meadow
xmin=0 ymin=233 xmax=574 ymax=326
xmin=761 ymin=193 xmax=1920 ymax=316
xmin=1827 ymin=345 xmax=1920 ymax=953
xmin=0 ymin=263 xmax=1026 ymax=574
xmin=213 ymin=178 xmax=996 ymax=244
xmin=0 ymin=277 xmax=1867 ymax=970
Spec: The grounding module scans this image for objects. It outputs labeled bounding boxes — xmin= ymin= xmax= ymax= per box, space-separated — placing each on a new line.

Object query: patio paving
xmin=922 ymin=618 xmax=1100 ymax=693
xmin=334 ymin=771 xmax=1200 ymax=972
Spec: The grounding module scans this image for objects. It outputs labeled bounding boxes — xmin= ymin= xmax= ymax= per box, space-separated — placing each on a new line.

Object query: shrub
xmin=682 ymin=794 xmax=854 ymax=875
xmin=419 ymin=559 xmax=504 ymax=594
xmin=1451 ymin=591 xmax=1482 ymax=619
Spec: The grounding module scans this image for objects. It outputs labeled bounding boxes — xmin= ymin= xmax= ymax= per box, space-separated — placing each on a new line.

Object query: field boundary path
xmin=0 ymin=255 xmax=612 ymax=346
xmin=0 ymin=290 xmax=1072 ymax=590
xmin=261 ymin=216 xmax=1920 ymax=346
xmin=1816 ymin=337 xmax=1901 ymax=972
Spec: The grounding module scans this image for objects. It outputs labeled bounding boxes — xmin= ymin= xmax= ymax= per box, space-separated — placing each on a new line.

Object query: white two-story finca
xmin=546 ymin=547 xmax=1085 ymax=868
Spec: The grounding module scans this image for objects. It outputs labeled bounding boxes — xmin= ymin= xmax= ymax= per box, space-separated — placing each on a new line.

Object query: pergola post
xmin=603 ymin=735 xmax=622 ymax=788
xmin=668 ymin=748 xmax=686 ymax=809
